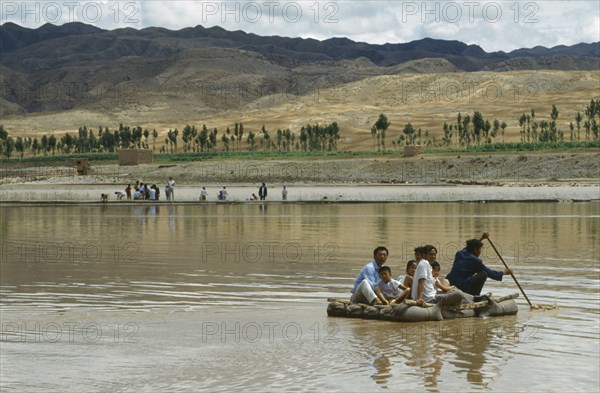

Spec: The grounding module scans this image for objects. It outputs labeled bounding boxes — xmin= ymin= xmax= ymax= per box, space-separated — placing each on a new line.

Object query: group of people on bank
xmin=351 ymin=233 xmax=512 ymax=308
xmin=121 ymin=180 xmax=289 ymax=202
xmin=206 ymin=183 xmax=288 ymax=201
xmin=123 ymin=177 xmax=176 ymax=201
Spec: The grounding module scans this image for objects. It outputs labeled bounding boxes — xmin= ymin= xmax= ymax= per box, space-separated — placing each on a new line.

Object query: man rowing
xmin=446 ymin=232 xmax=512 ymax=297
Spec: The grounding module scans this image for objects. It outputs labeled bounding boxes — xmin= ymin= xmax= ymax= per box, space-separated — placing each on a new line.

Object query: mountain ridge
xmin=0 ymin=22 xmax=598 ymax=117
xmin=2 ymin=22 xmax=598 ymax=60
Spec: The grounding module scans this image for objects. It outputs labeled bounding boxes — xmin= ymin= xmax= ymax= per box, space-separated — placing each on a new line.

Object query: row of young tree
xmin=0 ymin=121 xmax=341 ymax=158
xmin=371 ymin=111 xmax=509 ymax=150
xmin=371 ymin=99 xmax=600 ymax=150
xmin=0 ymin=124 xmax=161 ymax=158
xmin=165 ymin=122 xmax=340 ymax=153
xmin=2 ymin=100 xmax=598 ymax=158
xmin=518 ymin=100 xmax=600 ymax=143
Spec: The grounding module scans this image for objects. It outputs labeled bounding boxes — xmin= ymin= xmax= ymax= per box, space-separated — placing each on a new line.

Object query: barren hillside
xmin=1 ymin=23 xmax=598 ymax=151
xmin=2 ymin=70 xmax=598 ymax=150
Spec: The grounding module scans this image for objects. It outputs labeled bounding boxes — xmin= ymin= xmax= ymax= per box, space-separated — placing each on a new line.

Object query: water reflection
xmin=0 ymin=202 xmax=598 ymax=391
xmin=168 ymin=204 xmax=176 ymax=232
xmin=371 ymin=354 xmax=391 ymax=386
xmin=132 ymin=204 xmax=162 ymax=226
xmin=349 ymin=317 xmax=520 ymax=391
xmin=440 ymin=320 xmax=509 ymax=388
xmin=260 ymin=203 xmax=268 ymax=214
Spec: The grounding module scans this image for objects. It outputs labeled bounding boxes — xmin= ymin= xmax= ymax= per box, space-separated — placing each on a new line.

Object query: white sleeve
xmin=412 ymin=262 xmax=427 ymax=299
xmin=413 ymin=262 xmax=427 ymax=282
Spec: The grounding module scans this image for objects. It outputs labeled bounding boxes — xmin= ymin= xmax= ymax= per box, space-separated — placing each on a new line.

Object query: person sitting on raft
xmin=374 ymin=266 xmax=410 ymax=305
xmin=350 ymin=246 xmax=389 ymax=305
xmin=397 ymin=259 xmax=418 ymax=297
xmin=431 ymin=261 xmax=456 ymax=293
xmin=446 ymin=233 xmax=512 ymax=297
xmin=413 ymin=245 xmax=473 ymax=308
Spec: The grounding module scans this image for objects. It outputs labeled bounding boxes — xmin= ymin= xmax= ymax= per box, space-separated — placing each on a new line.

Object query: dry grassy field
xmin=2 ymin=70 xmax=599 ymax=151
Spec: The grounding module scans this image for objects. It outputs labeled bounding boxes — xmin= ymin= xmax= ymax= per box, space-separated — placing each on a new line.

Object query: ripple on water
xmin=1 ymin=202 xmax=599 ymax=391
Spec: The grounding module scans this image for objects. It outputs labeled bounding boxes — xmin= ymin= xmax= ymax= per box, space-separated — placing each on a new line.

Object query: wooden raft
xmin=327 ymin=293 xmax=519 ymax=322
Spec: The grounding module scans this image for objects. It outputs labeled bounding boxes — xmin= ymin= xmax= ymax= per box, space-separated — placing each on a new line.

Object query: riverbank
xmin=1 ymin=151 xmax=598 ymax=202
xmin=1 ymin=184 xmax=598 ymax=203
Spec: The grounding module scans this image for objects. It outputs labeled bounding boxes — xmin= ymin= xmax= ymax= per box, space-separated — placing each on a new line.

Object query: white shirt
xmin=377 ymin=278 xmax=403 ymax=299
xmin=412 ymin=259 xmax=437 ymax=302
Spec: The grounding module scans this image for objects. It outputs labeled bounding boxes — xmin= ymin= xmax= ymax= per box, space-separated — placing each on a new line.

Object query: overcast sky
xmin=1 ymin=1 xmax=599 ymax=52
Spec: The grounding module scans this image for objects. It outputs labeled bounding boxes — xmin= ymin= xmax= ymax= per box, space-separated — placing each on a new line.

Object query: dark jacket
xmin=259 ymin=186 xmax=267 ymax=198
xmin=446 ymin=248 xmax=503 ymax=290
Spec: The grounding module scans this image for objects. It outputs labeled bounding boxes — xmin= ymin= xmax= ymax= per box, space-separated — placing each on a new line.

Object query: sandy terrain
xmin=1 ymin=183 xmax=598 ymax=203
xmin=2 ymin=70 xmax=598 ymax=205
xmin=1 ymin=151 xmax=598 ymax=202
xmin=3 ymin=71 xmax=599 ymax=151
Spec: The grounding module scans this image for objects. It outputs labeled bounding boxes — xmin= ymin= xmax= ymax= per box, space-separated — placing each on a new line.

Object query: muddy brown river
xmin=1 ymin=202 xmax=598 ymax=392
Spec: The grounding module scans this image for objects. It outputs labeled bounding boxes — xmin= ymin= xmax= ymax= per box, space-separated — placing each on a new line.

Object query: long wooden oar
xmin=486 ymin=236 xmax=533 ymax=308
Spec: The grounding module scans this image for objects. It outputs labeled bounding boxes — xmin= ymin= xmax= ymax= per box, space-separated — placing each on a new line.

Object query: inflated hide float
xmin=327 ymin=293 xmax=519 ymax=322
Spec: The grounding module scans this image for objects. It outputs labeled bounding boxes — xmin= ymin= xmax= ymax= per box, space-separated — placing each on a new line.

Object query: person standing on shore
xmin=165 ymin=184 xmax=171 ymax=201
xmin=259 ymin=183 xmax=268 ymax=200
xmin=200 ymin=187 xmax=208 ymax=201
xmin=282 ymin=186 xmax=288 ymax=201
xmin=168 ymin=177 xmax=175 ymax=201
xmin=125 ymin=184 xmax=132 ymax=200
xmin=149 ymin=185 xmax=156 ymax=200
xmin=219 ymin=186 xmax=228 ymax=201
